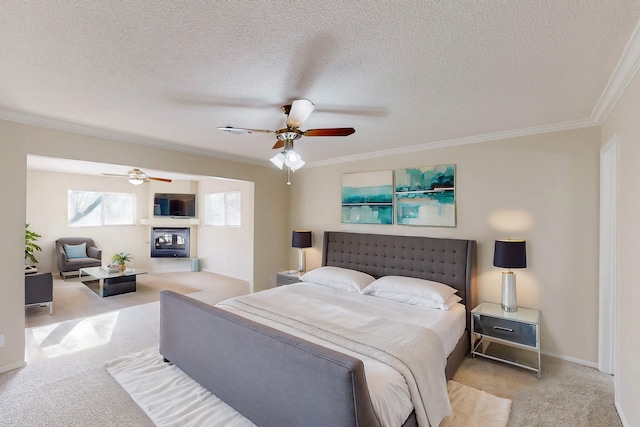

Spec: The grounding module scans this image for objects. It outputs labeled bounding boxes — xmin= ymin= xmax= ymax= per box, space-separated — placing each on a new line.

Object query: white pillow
xmin=361 ymin=275 xmax=458 ymax=303
xmin=300 ymin=266 xmax=376 ymax=293
xmin=365 ymin=291 xmax=462 ymax=310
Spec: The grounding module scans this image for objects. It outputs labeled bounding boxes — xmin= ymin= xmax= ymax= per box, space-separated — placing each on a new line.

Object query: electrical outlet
xmin=0 ymin=334 xmax=4 ymax=347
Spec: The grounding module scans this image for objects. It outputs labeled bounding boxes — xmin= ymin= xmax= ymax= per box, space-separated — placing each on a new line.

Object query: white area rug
xmin=106 ymin=347 xmax=511 ymax=427
xmin=441 ymin=380 xmax=511 ymax=427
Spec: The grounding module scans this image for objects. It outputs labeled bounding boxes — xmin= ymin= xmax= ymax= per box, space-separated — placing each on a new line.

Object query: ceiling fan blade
xmin=101 ymin=173 xmax=128 ymax=178
xmin=272 ymin=140 xmax=285 ymax=149
xmin=303 ymin=128 xmax=356 ymax=137
xmin=286 ymin=99 xmax=315 ymax=128
xmin=147 ymin=177 xmax=172 ymax=183
xmin=217 ymin=126 xmax=274 ymax=135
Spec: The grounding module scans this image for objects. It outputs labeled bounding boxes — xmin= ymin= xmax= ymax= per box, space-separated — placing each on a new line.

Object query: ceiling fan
xmin=217 ymin=99 xmax=355 ymax=184
xmin=101 ymin=168 xmax=172 ymax=185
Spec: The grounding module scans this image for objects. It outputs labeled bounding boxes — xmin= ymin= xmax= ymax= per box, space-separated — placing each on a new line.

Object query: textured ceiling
xmin=3 ymin=1 xmax=640 ymax=170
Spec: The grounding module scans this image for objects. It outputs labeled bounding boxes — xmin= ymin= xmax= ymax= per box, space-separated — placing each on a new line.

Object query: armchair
xmin=25 ymin=272 xmax=53 ymax=315
xmin=55 ymin=237 xmax=102 ymax=279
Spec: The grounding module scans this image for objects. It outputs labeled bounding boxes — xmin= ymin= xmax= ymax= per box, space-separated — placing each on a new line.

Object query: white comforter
xmin=217 ymin=282 xmax=465 ymax=427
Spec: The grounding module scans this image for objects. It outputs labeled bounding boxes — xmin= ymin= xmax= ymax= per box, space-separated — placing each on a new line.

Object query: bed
xmin=159 ymin=231 xmax=476 ymax=427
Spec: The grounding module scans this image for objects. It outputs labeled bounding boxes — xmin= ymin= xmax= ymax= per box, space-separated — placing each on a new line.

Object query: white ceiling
xmin=3 ymin=1 xmax=640 ymax=172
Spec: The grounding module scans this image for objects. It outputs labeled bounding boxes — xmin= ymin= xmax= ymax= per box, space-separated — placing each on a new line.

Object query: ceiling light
xmin=291 ymin=159 xmax=305 ymax=171
xmin=284 ymin=149 xmax=304 ymax=169
xmin=270 ymin=153 xmax=285 ymax=169
xmin=128 ymin=178 xmax=144 ymax=185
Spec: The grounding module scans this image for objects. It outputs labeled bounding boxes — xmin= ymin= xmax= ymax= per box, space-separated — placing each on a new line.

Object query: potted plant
xmin=25 ymin=223 xmax=42 ymax=273
xmin=111 ymin=252 xmax=133 ymax=272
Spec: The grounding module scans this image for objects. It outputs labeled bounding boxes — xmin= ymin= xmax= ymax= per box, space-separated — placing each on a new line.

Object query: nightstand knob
xmin=493 ymin=326 xmax=514 ymax=332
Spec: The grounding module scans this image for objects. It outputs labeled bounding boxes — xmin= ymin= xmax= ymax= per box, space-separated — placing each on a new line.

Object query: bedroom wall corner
xmin=601 ymin=62 xmax=640 ymax=427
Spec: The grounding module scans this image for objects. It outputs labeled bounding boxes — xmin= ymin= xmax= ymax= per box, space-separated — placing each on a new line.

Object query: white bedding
xmin=217 ymin=282 xmax=466 ymax=427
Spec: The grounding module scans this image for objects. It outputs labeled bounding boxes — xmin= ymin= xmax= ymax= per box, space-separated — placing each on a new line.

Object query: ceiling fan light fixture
xmin=291 ymin=159 xmax=305 ymax=171
xmin=128 ymin=178 xmax=144 ymax=185
xmin=284 ymin=149 xmax=304 ymax=169
xmin=270 ymin=152 xmax=285 ymax=169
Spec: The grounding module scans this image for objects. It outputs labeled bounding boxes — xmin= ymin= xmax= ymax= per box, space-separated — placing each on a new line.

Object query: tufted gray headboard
xmin=322 ymin=231 xmax=477 ymax=331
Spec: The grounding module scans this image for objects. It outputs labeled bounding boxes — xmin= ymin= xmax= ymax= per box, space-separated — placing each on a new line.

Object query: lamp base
xmin=297 ymin=249 xmax=306 ymax=273
xmin=501 ymin=272 xmax=518 ymax=312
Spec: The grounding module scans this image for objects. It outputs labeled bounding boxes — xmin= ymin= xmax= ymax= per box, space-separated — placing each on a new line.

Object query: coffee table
xmin=79 ymin=267 xmax=147 ymax=297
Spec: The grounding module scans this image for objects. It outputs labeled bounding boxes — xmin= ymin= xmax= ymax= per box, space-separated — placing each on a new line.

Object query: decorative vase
xmin=118 ymin=263 xmax=126 ymax=272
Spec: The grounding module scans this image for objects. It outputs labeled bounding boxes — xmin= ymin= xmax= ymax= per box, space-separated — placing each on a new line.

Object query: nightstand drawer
xmin=473 ymin=314 xmax=537 ymax=347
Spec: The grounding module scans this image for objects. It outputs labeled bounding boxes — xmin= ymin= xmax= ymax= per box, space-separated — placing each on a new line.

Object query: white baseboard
xmin=0 ymin=360 xmax=26 ymax=374
xmin=615 ymin=402 xmax=629 ymax=427
xmin=541 ymin=350 xmax=598 ymax=369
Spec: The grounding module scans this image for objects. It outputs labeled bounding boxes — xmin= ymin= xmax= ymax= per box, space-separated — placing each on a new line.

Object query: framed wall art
xmin=394 ymin=164 xmax=456 ymax=227
xmin=341 ymin=170 xmax=393 ymax=224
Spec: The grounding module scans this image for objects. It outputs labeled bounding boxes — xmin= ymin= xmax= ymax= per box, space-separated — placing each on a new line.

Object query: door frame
xmin=598 ymin=134 xmax=618 ymax=374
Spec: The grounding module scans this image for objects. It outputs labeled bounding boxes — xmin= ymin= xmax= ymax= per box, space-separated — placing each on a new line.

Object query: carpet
xmin=107 ymin=348 xmax=511 ymax=427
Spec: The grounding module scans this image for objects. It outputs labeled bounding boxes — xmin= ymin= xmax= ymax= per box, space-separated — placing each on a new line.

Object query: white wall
xmin=197 ymin=178 xmax=255 ymax=286
xmin=601 ymin=67 xmax=640 ymax=426
xmin=0 ymin=121 xmax=290 ymax=372
xmin=290 ymin=127 xmax=601 ymax=364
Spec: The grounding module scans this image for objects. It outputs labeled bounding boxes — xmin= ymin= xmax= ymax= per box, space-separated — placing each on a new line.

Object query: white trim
xmin=306 ymin=118 xmax=595 ymax=168
xmin=540 ymin=350 xmax=598 ymax=369
xmin=592 ymin=20 xmax=640 ymax=123
xmin=599 ymin=135 xmax=618 ymax=375
xmin=0 ymin=361 xmax=27 ymax=374
xmin=615 ymin=402 xmax=630 ymax=427
xmin=0 ymin=107 xmax=267 ymax=168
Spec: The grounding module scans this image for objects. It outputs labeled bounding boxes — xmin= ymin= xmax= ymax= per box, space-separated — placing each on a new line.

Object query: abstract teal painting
xmin=342 ymin=170 xmax=393 ymax=224
xmin=395 ymin=164 xmax=456 ymax=227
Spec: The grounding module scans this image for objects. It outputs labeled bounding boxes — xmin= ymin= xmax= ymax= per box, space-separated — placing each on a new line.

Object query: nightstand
xmin=276 ymin=270 xmax=303 ymax=286
xmin=471 ymin=301 xmax=542 ymax=378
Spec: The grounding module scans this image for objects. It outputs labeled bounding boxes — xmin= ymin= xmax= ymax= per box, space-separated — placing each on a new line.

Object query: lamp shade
xmin=292 ymin=230 xmax=312 ymax=248
xmin=493 ymin=240 xmax=527 ymax=268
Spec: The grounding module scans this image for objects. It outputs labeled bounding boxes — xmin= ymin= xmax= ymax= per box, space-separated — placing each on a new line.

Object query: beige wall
xmin=601 ymin=69 xmax=640 ymax=425
xmin=0 ymin=121 xmax=290 ymax=372
xmin=27 ymin=169 xmax=151 ymax=274
xmin=290 ymin=127 xmax=601 ymax=364
xmin=197 ymin=178 xmax=255 ymax=285
xmin=0 ymin=121 xmax=27 ymax=372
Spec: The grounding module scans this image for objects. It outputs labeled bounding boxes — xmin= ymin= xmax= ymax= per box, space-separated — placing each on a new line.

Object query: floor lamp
xmin=493 ymin=239 xmax=527 ymax=312
xmin=292 ymin=230 xmax=312 ymax=273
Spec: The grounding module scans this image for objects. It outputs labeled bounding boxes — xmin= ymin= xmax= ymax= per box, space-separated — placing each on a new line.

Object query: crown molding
xmin=306 ymin=118 xmax=596 ymax=168
xmin=0 ymin=108 xmax=266 ymax=168
xmin=591 ymin=20 xmax=640 ymax=123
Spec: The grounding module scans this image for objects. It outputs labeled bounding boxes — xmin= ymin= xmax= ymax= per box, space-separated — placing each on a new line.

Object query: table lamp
xmin=292 ymin=230 xmax=312 ymax=273
xmin=493 ymin=239 xmax=527 ymax=312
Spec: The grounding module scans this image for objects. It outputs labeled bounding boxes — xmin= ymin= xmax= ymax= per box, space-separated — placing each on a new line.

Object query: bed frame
xmin=322 ymin=231 xmax=477 ymax=379
xmin=159 ymin=231 xmax=476 ymax=427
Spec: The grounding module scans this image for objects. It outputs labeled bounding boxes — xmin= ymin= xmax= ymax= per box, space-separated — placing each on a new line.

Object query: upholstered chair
xmin=55 ymin=237 xmax=102 ymax=279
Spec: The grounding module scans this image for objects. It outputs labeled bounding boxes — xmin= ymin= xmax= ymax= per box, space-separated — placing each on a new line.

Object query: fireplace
xmin=151 ymin=227 xmax=190 ymax=258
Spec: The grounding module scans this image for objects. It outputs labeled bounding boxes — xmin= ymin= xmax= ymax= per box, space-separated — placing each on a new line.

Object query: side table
xmin=471 ymin=301 xmax=542 ymax=377
xmin=276 ymin=270 xmax=302 ymax=286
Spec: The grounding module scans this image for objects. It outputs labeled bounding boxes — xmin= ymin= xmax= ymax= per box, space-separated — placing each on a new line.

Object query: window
xmin=206 ymin=191 xmax=241 ymax=226
xmin=68 ymin=191 xmax=135 ymax=226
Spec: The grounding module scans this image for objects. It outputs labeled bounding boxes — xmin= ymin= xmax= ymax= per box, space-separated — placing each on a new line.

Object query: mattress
xmin=218 ymin=282 xmax=466 ymax=427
